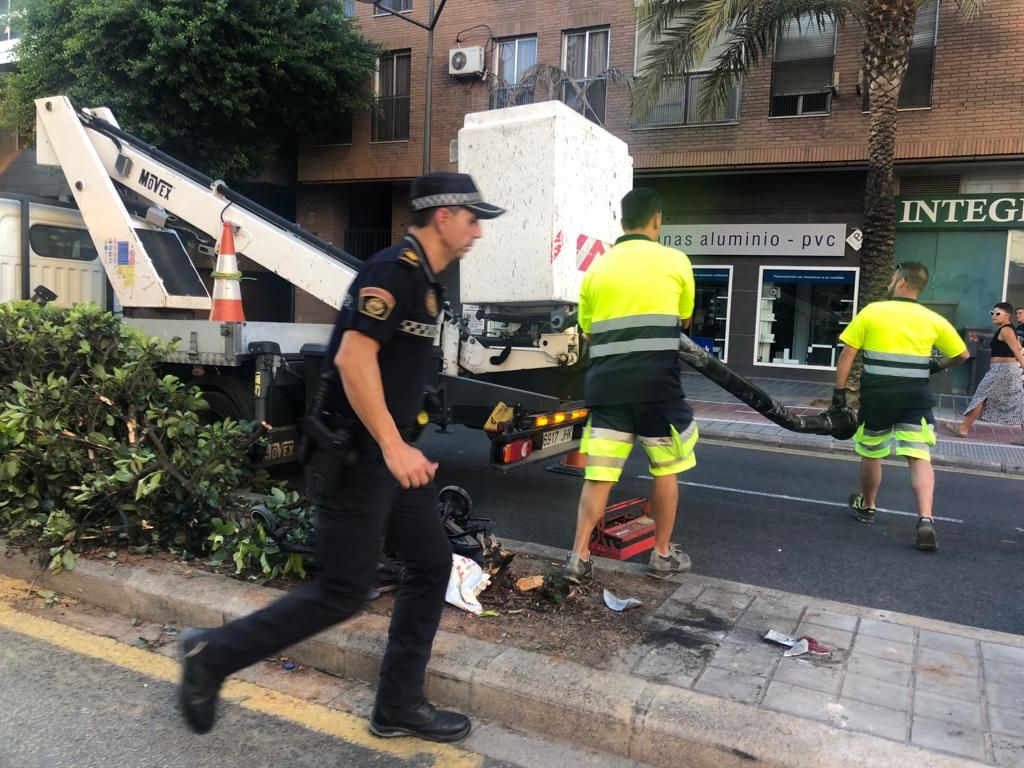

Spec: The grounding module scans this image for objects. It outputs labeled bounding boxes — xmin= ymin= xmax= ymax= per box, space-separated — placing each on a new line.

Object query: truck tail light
xmin=500 ymin=437 xmax=534 ymax=464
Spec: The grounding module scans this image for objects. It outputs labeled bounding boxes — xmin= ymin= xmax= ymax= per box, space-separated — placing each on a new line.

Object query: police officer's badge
xmin=358 ymin=286 xmax=395 ymax=320
xmin=399 ymin=249 xmax=420 ymax=268
xmin=425 ymin=288 xmax=439 ymax=318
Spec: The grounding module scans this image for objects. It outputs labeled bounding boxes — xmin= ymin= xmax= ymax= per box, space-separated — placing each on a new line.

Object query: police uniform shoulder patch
xmin=358 ymin=286 xmax=396 ymax=320
xmin=398 ymin=249 xmax=420 ymax=268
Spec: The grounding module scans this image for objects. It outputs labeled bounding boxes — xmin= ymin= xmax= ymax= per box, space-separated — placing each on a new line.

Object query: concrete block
xmin=694 ymin=667 xmax=768 ymax=705
xmin=761 ymin=680 xmax=834 ymax=722
xmin=913 ymin=690 xmax=983 ymax=730
xmin=917 ymin=647 xmax=980 ymax=678
xmin=851 ymin=636 xmax=914 ymax=665
xmin=917 ymin=630 xmax=978 ymax=658
xmin=840 ymin=674 xmax=910 ymax=711
xmin=847 ymin=654 xmax=912 ymax=686
xmin=857 ymin=618 xmax=915 ymax=645
xmin=423 ymin=630 xmax=505 ymax=712
xmin=914 ymin=667 xmax=981 ymax=703
xmin=631 ymin=646 xmax=702 ymax=688
xmin=833 ymin=698 xmax=908 ymax=742
xmin=803 ymin=609 xmax=859 ymax=632
xmin=989 ymin=706 xmax=1024 ymax=738
xmin=771 ymin=659 xmax=843 ymax=695
xmin=992 ymin=732 xmax=1024 ymax=768
xmin=981 ymin=641 xmax=1024 ymax=668
xmin=910 ymin=716 xmax=986 ymax=761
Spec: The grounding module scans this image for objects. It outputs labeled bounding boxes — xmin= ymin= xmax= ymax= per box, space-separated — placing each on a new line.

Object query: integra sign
xmin=896 ymin=194 xmax=1024 ymax=229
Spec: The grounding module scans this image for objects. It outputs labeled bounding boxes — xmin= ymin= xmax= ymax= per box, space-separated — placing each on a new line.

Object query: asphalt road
xmin=420 ymin=427 xmax=1024 ymax=635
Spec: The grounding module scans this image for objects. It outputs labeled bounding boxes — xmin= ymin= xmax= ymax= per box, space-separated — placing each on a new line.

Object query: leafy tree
xmin=3 ymin=0 xmax=380 ymax=179
xmin=633 ymin=0 xmax=982 ymax=308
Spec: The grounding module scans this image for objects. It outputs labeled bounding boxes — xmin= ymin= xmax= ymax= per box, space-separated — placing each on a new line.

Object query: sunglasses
xmin=991 ymin=310 xmax=1007 ymax=317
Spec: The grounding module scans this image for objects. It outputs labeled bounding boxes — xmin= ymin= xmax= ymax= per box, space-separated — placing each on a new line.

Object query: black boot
xmin=369 ymin=701 xmax=472 ymax=743
xmin=178 ymin=628 xmax=223 ymax=734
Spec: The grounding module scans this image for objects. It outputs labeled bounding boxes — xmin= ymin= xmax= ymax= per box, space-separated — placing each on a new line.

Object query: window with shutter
xmin=770 ymin=15 xmax=836 ymax=117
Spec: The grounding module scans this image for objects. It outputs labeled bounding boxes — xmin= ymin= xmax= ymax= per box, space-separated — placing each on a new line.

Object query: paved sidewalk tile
xmin=986 ymin=682 xmax=1024 ymax=712
xmin=802 ymin=609 xmax=859 ymax=632
xmin=847 ymin=653 xmax=912 ymax=686
xmin=697 ymin=586 xmax=756 ymax=613
xmin=985 ymin=659 xmax=1024 ymax=688
xmin=761 ymin=680 xmax=834 ymax=723
xmin=833 ymin=698 xmax=908 ymax=742
xmin=772 ymin=659 xmax=843 ymax=695
xmin=912 ymin=690 xmax=984 ymax=730
xmin=852 ymin=635 xmax=915 ymax=665
xmin=982 ymin=642 xmax=1024 ymax=668
xmin=992 ymin=733 xmax=1024 ymax=768
xmin=631 ymin=648 xmax=702 ymax=689
xmin=917 ymin=647 xmax=981 ymax=678
xmin=911 ymin=715 xmax=987 ymax=761
xmin=914 ymin=668 xmax=982 ymax=703
xmin=857 ymin=618 xmax=916 ymax=645
xmin=736 ymin=610 xmax=800 ymax=635
xmin=794 ymin=622 xmax=854 ymax=650
xmin=988 ymin=706 xmax=1024 ymax=738
xmin=918 ymin=629 xmax=979 ymax=658
xmin=746 ymin=596 xmax=806 ymax=622
xmin=710 ymin=639 xmax=781 ymax=677
xmin=841 ymin=673 xmax=910 ymax=711
xmin=694 ymin=666 xmax=767 ymax=705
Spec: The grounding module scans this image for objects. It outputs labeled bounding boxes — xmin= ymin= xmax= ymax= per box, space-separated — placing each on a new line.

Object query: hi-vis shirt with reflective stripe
xmin=579 ymin=235 xmax=695 ymax=405
xmin=839 ymin=298 xmax=966 ymax=382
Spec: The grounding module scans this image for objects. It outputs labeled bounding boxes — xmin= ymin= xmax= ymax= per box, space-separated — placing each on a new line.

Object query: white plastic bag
xmin=444 ymin=554 xmax=491 ymax=615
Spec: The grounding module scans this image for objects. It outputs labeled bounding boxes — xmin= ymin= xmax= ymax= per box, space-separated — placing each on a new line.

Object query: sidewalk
xmin=3 ymin=539 xmax=1021 ymax=768
xmin=682 ymin=372 xmax=1024 ymax=476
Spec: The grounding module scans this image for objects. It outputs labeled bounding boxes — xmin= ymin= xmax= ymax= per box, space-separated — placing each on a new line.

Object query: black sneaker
xmin=561 ymin=553 xmax=594 ymax=584
xmin=370 ymin=701 xmax=472 ymax=743
xmin=178 ymin=628 xmax=223 ymax=734
xmin=915 ymin=517 xmax=938 ymax=552
xmin=849 ymin=493 xmax=876 ymax=525
xmin=647 ymin=544 xmax=691 ymax=579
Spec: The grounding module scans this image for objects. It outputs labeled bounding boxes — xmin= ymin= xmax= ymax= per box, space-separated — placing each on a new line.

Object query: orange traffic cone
xmin=547 ymin=449 xmax=586 ymax=476
xmin=209 ymin=221 xmax=245 ymax=322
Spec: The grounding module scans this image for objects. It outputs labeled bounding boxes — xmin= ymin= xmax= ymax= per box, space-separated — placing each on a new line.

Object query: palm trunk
xmin=849 ymin=0 xmax=917 ymax=404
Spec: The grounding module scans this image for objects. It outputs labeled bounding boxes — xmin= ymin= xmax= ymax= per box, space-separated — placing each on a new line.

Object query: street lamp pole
xmin=357 ymin=0 xmax=448 ymax=174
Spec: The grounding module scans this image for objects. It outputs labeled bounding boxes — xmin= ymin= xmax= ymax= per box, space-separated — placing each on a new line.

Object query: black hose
xmin=678 ymin=335 xmax=858 ymax=439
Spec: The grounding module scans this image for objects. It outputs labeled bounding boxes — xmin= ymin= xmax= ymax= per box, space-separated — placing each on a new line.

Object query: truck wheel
xmin=199 ymin=388 xmax=248 ymax=423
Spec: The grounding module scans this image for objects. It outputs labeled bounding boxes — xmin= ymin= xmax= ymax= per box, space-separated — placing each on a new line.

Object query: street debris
xmin=603 ymin=589 xmax=643 ymax=612
xmin=445 ymin=554 xmax=492 ymax=615
xmin=761 ymin=628 xmax=831 ymax=657
xmin=515 ymin=575 xmax=545 ymax=593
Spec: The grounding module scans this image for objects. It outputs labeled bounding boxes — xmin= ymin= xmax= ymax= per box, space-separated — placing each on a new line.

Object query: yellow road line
xmin=0 ymin=576 xmax=482 ymax=768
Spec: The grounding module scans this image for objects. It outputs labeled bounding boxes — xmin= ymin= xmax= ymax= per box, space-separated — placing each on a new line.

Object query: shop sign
xmin=896 ymin=194 xmax=1024 ymax=229
xmin=659 ymin=224 xmax=848 ymax=256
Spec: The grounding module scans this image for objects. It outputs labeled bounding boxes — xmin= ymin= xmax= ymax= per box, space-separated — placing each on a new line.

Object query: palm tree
xmin=634 ymin=0 xmax=981 ymax=397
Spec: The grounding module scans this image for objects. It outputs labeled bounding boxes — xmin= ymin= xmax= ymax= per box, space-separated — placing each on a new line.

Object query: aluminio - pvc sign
xmin=896 ymin=194 xmax=1024 ymax=229
xmin=659 ymin=224 xmax=847 ymax=256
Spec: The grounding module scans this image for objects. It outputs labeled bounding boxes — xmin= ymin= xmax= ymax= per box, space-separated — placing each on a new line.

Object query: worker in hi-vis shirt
xmin=834 ymin=261 xmax=968 ymax=552
xmin=562 ymin=188 xmax=699 ymax=583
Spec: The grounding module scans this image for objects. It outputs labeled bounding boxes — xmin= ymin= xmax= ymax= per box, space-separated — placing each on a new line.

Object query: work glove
xmin=831 ymin=388 xmax=848 ymax=409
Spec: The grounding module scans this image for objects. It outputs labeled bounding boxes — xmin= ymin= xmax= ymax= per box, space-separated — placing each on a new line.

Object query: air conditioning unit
xmin=449 ymin=46 xmax=485 ymax=77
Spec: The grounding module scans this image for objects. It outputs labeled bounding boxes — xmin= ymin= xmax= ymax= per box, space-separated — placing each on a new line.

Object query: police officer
xmin=177 ymin=172 xmax=504 ymax=742
xmin=834 ymin=261 xmax=968 ymax=551
xmin=562 ymin=188 xmax=699 ymax=583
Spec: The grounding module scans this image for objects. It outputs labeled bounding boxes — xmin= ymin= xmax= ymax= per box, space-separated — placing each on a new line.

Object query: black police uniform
xmin=195 ymin=234 xmax=452 ymax=713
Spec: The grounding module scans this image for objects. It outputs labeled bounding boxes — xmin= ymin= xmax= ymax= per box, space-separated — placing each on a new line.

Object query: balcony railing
xmin=371 ymin=94 xmax=410 ymax=142
xmin=490 ymin=83 xmax=536 ymax=110
xmin=560 ymin=77 xmax=607 ymax=125
xmin=633 ymin=73 xmax=739 ymax=129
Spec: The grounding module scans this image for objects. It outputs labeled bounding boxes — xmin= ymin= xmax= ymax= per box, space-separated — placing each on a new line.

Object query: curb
xmin=0 ymin=543 xmax=995 ymax=768
xmin=697 ymin=421 xmax=1024 ymax=477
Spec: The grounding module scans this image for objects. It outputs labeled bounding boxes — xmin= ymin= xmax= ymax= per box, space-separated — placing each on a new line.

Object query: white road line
xmin=637 ymin=475 xmax=964 ymax=524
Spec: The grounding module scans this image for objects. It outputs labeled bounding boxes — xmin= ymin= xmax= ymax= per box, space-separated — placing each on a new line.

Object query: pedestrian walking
xmin=177 ymin=172 xmax=505 ymax=742
xmin=946 ymin=302 xmax=1024 ymax=436
xmin=562 ymin=188 xmax=698 ymax=583
xmin=1015 ymin=306 xmax=1024 ymax=348
xmin=835 ymin=261 xmax=969 ymax=551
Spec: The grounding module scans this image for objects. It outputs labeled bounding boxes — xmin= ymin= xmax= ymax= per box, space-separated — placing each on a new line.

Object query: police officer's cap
xmin=409 ymin=172 xmax=505 ymax=220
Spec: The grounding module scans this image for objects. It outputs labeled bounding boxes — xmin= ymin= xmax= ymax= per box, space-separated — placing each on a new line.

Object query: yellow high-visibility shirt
xmin=579 ymin=234 xmax=694 ymax=405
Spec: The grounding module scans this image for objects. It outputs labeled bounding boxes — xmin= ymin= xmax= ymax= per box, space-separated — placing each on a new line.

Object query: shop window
xmin=755 ymin=267 xmax=858 ymax=368
xmin=691 ymin=267 xmax=732 ymax=361
xmin=770 ymin=15 xmax=836 ymax=117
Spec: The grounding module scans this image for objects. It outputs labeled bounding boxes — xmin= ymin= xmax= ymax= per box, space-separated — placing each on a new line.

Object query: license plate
xmin=541 ymin=425 xmax=574 ymax=450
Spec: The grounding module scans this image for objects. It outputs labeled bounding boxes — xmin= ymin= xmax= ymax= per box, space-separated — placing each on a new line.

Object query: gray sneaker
xmin=648 ymin=544 xmax=691 ymax=579
xmin=561 ymin=553 xmax=594 ymax=584
xmin=915 ymin=517 xmax=938 ymax=552
xmin=849 ymin=493 xmax=876 ymax=525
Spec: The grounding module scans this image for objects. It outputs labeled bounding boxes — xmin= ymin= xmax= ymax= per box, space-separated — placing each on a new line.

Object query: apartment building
xmin=295 ymin=0 xmax=1024 ymax=386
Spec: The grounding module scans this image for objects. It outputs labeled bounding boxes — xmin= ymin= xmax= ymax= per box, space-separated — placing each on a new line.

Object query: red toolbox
xmin=589 ymin=498 xmax=655 ymax=560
